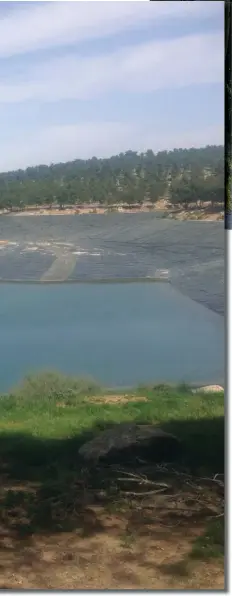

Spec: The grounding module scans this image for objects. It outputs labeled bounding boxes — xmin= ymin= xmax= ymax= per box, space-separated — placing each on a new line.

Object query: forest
xmin=0 ymin=145 xmax=224 ymax=212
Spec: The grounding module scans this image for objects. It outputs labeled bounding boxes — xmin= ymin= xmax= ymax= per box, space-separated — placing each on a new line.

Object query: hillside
xmin=0 ymin=146 xmax=224 ymax=213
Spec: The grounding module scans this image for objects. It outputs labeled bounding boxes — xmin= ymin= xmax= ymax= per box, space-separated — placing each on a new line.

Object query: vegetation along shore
xmin=0 ymin=146 xmax=224 ymax=221
xmin=0 ymin=372 xmax=224 ymax=589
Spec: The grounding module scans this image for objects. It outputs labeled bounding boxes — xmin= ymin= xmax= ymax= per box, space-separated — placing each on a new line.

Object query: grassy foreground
xmin=0 ymin=372 xmax=224 ymax=588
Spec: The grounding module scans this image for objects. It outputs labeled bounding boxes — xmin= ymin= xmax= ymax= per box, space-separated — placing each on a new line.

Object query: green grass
xmin=0 ymin=373 xmax=224 ymax=471
xmin=157 ymin=517 xmax=224 ymax=580
xmin=190 ymin=519 xmax=224 ymax=560
xmin=0 ymin=372 xmax=224 ymax=557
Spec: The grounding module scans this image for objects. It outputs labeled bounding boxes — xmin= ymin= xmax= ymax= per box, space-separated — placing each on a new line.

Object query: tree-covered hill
xmin=0 ymin=145 xmax=224 ymax=211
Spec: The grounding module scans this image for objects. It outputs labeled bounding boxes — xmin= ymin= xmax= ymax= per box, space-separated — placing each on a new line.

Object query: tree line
xmin=0 ymin=145 xmax=224 ymax=212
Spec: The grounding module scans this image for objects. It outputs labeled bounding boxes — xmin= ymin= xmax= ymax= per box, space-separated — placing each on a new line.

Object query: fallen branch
xmin=121 ymin=488 xmax=168 ymax=497
xmin=117 ymin=476 xmax=171 ymax=489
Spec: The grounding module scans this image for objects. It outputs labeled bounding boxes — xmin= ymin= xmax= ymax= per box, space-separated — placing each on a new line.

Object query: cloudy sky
xmin=0 ymin=0 xmax=224 ymax=172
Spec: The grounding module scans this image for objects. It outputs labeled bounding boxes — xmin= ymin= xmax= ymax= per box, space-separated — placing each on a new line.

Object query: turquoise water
xmin=0 ymin=282 xmax=224 ymax=392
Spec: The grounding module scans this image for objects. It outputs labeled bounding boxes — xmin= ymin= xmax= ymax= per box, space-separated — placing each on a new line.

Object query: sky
xmin=0 ymin=0 xmax=224 ymax=172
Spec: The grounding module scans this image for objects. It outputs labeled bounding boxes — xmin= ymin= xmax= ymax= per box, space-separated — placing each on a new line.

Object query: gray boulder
xmin=79 ymin=422 xmax=181 ymax=464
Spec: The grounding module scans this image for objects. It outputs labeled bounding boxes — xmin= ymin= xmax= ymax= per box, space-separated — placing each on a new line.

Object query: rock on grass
xmin=78 ymin=422 xmax=181 ymax=464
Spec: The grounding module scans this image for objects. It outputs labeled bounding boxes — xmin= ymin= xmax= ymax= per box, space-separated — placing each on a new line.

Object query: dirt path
xmin=0 ymin=509 xmax=224 ymax=590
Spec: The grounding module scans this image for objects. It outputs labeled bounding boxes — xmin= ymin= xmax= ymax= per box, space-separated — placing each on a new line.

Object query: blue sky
xmin=0 ymin=1 xmax=224 ymax=172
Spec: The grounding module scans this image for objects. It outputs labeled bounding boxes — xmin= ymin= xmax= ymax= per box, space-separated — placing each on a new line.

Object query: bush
xmin=12 ymin=371 xmax=101 ymax=403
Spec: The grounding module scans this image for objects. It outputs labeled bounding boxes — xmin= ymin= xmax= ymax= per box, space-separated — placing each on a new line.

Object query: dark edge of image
xmin=225 ymin=0 xmax=232 ymax=229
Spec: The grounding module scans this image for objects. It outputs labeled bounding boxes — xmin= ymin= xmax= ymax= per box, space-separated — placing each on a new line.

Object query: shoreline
xmin=1 ymin=380 xmax=224 ymax=395
xmin=0 ymin=204 xmax=224 ymax=221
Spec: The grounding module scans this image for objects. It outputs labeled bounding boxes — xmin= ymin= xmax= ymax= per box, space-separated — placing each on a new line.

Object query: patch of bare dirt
xmin=153 ymin=198 xmax=171 ymax=210
xmin=88 ymin=394 xmax=148 ymax=405
xmin=55 ymin=395 xmax=148 ymax=408
xmin=0 ymin=510 xmax=224 ymax=590
xmin=202 ymin=212 xmax=224 ymax=221
xmin=56 ymin=402 xmax=68 ymax=408
xmin=0 ymin=463 xmax=224 ymax=589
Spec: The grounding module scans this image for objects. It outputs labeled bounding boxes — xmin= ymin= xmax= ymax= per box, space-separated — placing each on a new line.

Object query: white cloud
xmin=0 ymin=1 xmax=223 ymax=171
xmin=0 ymin=1 xmax=222 ymax=58
xmin=0 ymin=122 xmax=224 ymax=172
xmin=0 ymin=32 xmax=223 ymax=103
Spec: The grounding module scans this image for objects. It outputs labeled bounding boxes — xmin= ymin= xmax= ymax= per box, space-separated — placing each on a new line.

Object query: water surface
xmin=0 ymin=282 xmax=224 ymax=392
xmin=0 ymin=214 xmax=224 ymax=314
xmin=0 ymin=214 xmax=224 ymax=391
